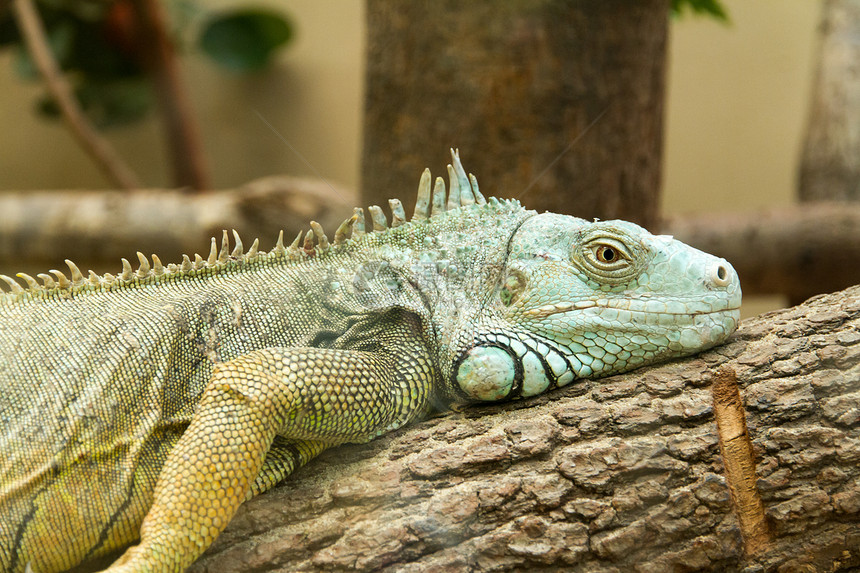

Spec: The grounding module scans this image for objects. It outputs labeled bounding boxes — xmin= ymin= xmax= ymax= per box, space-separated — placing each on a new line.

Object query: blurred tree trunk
xmin=798 ymin=0 xmax=860 ymax=202
xmin=362 ymin=0 xmax=668 ymax=231
xmin=794 ymin=0 xmax=860 ymax=304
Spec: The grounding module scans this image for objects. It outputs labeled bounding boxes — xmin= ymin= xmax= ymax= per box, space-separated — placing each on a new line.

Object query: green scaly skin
xmin=0 ymin=150 xmax=741 ymax=573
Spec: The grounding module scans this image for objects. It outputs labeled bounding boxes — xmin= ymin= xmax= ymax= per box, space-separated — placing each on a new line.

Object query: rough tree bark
xmin=362 ymin=0 xmax=668 ymax=230
xmin=184 ymin=285 xmax=860 ymax=572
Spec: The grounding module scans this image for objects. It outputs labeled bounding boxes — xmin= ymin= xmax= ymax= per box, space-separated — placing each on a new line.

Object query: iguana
xmin=0 ymin=150 xmax=741 ymax=573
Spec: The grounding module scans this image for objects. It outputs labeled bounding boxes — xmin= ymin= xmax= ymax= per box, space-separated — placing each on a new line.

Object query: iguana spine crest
xmin=0 ymin=149 xmax=502 ymax=304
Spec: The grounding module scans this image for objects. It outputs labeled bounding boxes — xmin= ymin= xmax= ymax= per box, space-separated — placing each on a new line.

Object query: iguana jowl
xmin=0 ymin=150 xmax=741 ymax=573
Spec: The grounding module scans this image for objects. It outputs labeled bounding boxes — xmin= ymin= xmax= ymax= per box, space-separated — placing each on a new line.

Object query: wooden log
xmin=0 ymin=177 xmax=352 ymax=280
xmin=186 ymin=285 xmax=860 ymax=572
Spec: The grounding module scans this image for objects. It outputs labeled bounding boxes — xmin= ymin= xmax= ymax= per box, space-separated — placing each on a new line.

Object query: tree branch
xmin=130 ymin=0 xmax=210 ymax=191
xmin=187 ymin=285 xmax=860 ymax=572
xmin=0 ymin=176 xmax=353 ymax=280
xmin=11 ymin=0 xmax=142 ymax=190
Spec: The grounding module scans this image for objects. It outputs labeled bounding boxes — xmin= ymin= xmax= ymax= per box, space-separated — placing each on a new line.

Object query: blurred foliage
xmin=1 ymin=0 xmax=724 ymax=129
xmin=0 ymin=0 xmax=293 ymax=127
xmin=671 ymin=0 xmax=729 ymax=22
xmin=199 ymin=9 xmax=292 ymax=71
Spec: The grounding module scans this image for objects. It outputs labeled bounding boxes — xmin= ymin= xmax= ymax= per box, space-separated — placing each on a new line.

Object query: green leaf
xmin=77 ymin=78 xmax=154 ymax=128
xmin=671 ymin=0 xmax=730 ymax=22
xmin=13 ymin=17 xmax=76 ymax=79
xmin=198 ymin=8 xmax=293 ymax=72
xmin=0 ymin=11 xmax=22 ymax=47
xmin=36 ymin=78 xmax=154 ymax=128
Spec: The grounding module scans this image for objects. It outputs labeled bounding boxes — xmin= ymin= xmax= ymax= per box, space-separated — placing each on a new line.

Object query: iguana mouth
xmin=522 ymin=299 xmax=740 ymax=319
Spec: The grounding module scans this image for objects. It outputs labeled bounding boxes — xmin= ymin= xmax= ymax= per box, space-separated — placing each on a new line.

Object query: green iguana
xmin=0 ymin=151 xmax=741 ymax=573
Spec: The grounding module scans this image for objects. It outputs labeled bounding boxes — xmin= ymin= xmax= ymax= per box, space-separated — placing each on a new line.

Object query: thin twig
xmin=131 ymin=0 xmax=210 ymax=191
xmin=712 ymin=366 xmax=770 ymax=556
xmin=11 ymin=0 xmax=143 ymax=190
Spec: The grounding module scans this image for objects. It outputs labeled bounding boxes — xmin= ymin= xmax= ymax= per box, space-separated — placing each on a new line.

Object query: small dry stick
xmin=130 ymin=0 xmax=210 ymax=191
xmin=11 ymin=0 xmax=143 ymax=190
xmin=712 ymin=365 xmax=770 ymax=556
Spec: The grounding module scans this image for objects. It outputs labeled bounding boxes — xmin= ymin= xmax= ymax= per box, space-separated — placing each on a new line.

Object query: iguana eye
xmin=572 ymin=235 xmax=641 ymax=284
xmin=596 ymin=245 xmax=618 ymax=263
xmin=587 ymin=240 xmax=630 ymax=271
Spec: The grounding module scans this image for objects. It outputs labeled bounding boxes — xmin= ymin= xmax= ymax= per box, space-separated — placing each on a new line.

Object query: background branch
xmin=2 ymin=188 xmax=856 ymax=307
xmin=130 ymin=0 xmax=210 ymax=191
xmin=11 ymin=0 xmax=142 ymax=190
xmin=0 ymin=177 xmax=352 ymax=280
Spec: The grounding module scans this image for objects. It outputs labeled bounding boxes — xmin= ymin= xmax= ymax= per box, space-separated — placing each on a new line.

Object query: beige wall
xmin=665 ymin=0 xmax=819 ymax=314
xmin=664 ymin=0 xmax=819 ymax=215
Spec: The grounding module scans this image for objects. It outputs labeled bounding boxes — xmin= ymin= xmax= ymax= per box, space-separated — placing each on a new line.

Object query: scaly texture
xmin=0 ymin=150 xmax=741 ymax=573
xmin=188 ymin=285 xmax=860 ymax=572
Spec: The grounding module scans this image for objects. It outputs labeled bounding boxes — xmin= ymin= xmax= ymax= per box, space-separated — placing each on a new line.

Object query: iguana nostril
xmin=711 ymin=261 xmax=732 ymax=287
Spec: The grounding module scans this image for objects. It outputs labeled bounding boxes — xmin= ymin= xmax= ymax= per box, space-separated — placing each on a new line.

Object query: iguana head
xmin=452 ymin=191 xmax=741 ymax=403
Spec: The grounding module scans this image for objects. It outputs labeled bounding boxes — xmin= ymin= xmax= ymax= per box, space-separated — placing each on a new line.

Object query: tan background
xmin=0 ymin=0 xmax=822 ymax=312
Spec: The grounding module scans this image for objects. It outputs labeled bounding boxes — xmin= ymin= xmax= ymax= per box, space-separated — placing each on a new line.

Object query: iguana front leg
xmin=105 ymin=322 xmax=435 ymax=572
